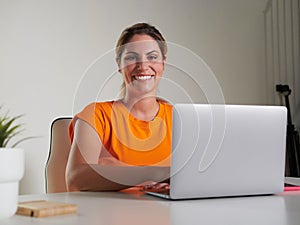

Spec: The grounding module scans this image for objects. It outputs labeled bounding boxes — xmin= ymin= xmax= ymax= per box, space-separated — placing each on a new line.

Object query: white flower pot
xmin=0 ymin=148 xmax=24 ymax=219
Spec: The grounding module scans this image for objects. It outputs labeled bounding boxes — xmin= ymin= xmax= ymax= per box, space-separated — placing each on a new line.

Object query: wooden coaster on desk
xmin=17 ymin=200 xmax=77 ymax=218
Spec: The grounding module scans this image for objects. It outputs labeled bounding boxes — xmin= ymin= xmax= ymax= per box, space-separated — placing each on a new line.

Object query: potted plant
xmin=0 ymin=107 xmax=30 ymax=219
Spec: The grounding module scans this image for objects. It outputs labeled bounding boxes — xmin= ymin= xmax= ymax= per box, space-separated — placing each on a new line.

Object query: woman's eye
xmin=124 ymin=55 xmax=137 ymax=61
xmin=148 ymin=55 xmax=158 ymax=60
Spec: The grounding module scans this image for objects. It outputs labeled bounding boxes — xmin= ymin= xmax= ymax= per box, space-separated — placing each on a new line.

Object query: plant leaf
xmin=0 ymin=117 xmax=22 ymax=147
xmin=0 ymin=107 xmax=30 ymax=148
xmin=11 ymin=136 xmax=39 ymax=148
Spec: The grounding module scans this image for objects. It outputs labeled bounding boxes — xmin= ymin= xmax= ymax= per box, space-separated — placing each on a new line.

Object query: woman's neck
xmin=122 ymin=95 xmax=159 ymax=121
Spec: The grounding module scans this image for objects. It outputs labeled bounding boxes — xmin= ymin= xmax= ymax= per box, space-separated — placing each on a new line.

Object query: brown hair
xmin=115 ymin=23 xmax=167 ymax=99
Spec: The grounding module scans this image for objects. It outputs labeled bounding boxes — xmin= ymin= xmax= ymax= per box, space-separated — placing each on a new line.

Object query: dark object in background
xmin=276 ymin=84 xmax=300 ymax=177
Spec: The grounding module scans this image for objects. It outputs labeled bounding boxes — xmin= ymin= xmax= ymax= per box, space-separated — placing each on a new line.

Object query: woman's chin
xmin=131 ymin=82 xmax=157 ymax=94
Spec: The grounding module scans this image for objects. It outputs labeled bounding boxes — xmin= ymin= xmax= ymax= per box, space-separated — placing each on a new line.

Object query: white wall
xmin=0 ymin=0 xmax=268 ymax=194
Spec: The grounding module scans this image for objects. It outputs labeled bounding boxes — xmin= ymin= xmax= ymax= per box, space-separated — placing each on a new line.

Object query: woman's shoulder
xmin=83 ymin=100 xmax=115 ymax=110
xmin=157 ymin=98 xmax=173 ymax=108
xmin=157 ymin=99 xmax=173 ymax=118
xmin=76 ymin=101 xmax=116 ymax=118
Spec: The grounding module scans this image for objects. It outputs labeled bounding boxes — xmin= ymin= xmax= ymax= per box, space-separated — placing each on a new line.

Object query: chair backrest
xmin=45 ymin=117 xmax=72 ymax=193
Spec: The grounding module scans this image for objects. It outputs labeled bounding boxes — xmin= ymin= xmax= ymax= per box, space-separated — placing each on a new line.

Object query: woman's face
xmin=118 ymin=34 xmax=165 ymax=97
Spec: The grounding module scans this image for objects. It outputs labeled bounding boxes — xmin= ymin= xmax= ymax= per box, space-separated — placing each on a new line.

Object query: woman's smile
xmin=133 ymin=75 xmax=155 ymax=81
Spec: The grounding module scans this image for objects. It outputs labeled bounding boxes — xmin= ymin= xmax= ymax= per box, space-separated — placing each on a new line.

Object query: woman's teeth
xmin=134 ymin=75 xmax=152 ymax=80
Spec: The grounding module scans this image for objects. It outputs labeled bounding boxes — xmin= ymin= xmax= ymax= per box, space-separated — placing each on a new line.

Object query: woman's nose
xmin=136 ymin=58 xmax=149 ymax=70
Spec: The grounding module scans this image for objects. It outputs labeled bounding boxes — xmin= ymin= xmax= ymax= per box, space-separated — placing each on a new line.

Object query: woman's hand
xmin=141 ymin=181 xmax=170 ymax=192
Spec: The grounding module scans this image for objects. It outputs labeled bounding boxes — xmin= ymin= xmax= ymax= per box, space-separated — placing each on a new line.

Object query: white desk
xmin=1 ymin=190 xmax=300 ymax=225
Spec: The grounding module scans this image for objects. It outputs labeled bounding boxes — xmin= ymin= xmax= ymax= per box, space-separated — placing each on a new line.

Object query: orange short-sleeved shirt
xmin=69 ymin=100 xmax=172 ymax=166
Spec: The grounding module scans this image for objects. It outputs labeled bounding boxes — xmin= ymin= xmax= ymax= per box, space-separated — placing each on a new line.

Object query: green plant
xmin=0 ymin=107 xmax=33 ymax=148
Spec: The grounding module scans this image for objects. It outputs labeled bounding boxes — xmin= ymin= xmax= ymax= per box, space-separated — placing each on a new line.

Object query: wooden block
xmin=16 ymin=200 xmax=77 ymax=218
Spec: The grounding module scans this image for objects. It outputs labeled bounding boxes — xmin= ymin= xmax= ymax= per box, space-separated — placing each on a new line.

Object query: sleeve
xmin=68 ymin=103 xmax=105 ymax=144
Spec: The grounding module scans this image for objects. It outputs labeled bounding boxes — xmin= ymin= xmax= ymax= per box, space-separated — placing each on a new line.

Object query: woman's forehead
xmin=123 ymin=40 xmax=161 ymax=54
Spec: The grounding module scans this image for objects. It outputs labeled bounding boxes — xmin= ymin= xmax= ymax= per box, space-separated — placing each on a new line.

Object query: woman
xmin=66 ymin=23 xmax=172 ymax=191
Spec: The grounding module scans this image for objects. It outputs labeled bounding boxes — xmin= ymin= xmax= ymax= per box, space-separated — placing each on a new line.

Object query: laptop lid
xmin=168 ymin=104 xmax=287 ymax=200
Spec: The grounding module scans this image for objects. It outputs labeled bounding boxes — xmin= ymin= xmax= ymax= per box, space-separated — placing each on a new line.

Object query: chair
xmin=45 ymin=117 xmax=72 ymax=193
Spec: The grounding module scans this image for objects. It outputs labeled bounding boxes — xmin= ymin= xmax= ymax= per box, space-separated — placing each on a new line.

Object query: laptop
xmin=146 ymin=104 xmax=287 ymax=200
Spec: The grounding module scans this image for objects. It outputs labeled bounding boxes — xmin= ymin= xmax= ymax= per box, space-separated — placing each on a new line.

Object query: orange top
xmin=69 ymin=100 xmax=172 ymax=166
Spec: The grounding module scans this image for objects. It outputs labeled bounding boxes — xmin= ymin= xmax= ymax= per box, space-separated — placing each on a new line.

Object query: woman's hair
xmin=115 ymin=23 xmax=167 ymax=98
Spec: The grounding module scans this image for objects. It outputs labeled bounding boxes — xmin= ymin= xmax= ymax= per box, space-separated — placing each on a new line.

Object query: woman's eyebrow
xmin=124 ymin=50 xmax=159 ymax=55
xmin=125 ymin=51 xmax=138 ymax=55
xmin=146 ymin=50 xmax=159 ymax=55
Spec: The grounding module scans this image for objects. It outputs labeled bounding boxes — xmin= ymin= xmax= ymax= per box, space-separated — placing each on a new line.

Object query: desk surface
xmin=1 ymin=190 xmax=300 ymax=225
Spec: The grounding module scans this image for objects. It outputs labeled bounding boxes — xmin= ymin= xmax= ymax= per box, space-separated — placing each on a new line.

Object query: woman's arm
xmin=65 ymin=119 xmax=130 ymax=191
xmin=66 ymin=119 xmax=170 ymax=191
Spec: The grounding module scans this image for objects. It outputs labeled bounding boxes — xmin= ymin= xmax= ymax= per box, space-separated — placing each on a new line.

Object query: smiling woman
xmin=66 ymin=23 xmax=172 ymax=192
xmin=116 ymin=23 xmax=167 ymax=101
xmin=118 ymin=34 xmax=165 ymax=104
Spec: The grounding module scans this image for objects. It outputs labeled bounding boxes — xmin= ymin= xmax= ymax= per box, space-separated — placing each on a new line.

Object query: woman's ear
xmin=162 ymin=55 xmax=167 ymax=69
xmin=116 ymin=59 xmax=122 ymax=73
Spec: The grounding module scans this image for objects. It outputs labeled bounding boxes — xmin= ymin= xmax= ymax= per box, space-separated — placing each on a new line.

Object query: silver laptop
xmin=146 ymin=104 xmax=287 ymax=200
